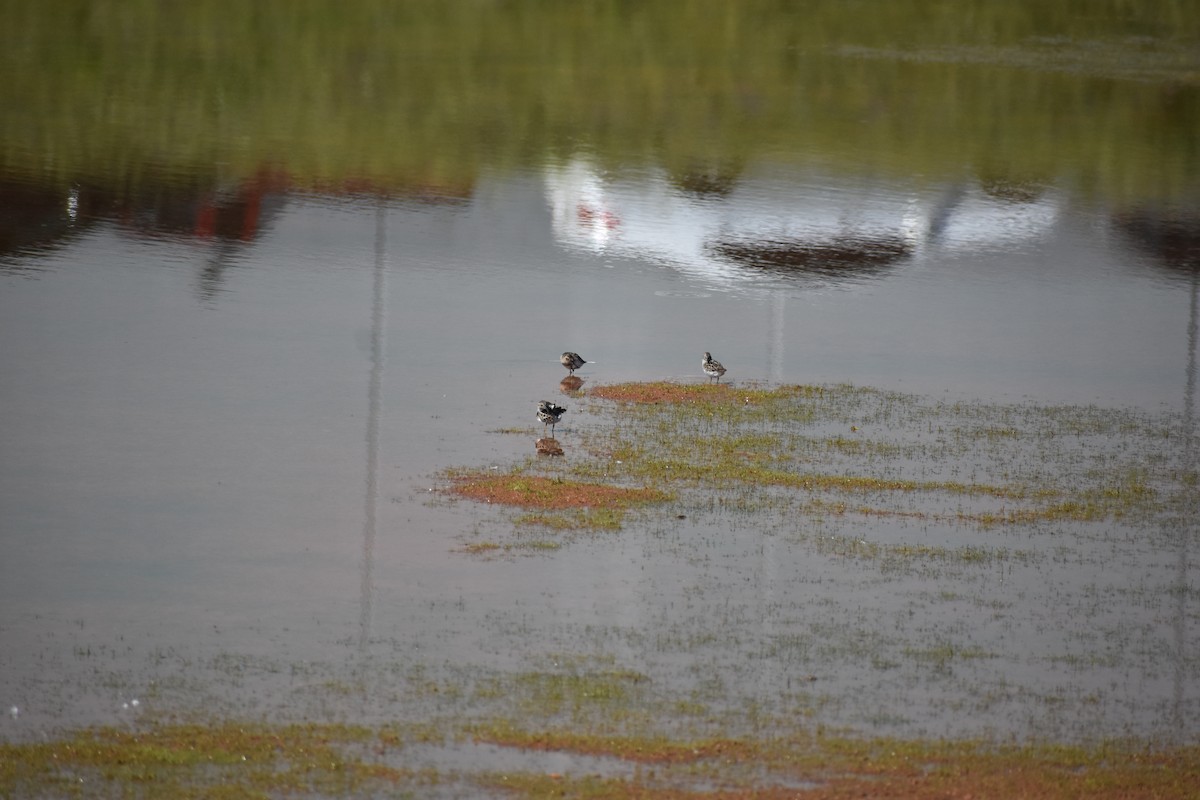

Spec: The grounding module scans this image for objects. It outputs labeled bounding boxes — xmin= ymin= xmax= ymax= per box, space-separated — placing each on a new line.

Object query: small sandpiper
xmin=537 ymin=400 xmax=567 ymax=436
xmin=702 ymin=351 xmax=727 ymax=383
xmin=560 ymin=352 xmax=588 ymax=375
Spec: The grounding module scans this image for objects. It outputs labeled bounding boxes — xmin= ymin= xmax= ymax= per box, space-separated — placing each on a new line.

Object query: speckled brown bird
xmin=560 ymin=352 xmax=588 ymax=375
xmin=702 ymin=351 xmax=727 ymax=383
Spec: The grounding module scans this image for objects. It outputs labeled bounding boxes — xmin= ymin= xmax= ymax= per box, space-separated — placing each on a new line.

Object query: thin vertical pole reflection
xmin=360 ymin=201 xmax=388 ymax=651
xmin=1174 ymin=265 xmax=1197 ymax=733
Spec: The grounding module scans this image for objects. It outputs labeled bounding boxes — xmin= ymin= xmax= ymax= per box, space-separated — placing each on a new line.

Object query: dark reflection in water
xmin=5 ymin=160 xmax=1192 ymax=307
xmin=108 ymin=177 xmax=285 ymax=244
xmin=1114 ymin=210 xmax=1200 ymax=281
xmin=707 ymin=236 xmax=913 ymax=281
xmin=977 ymin=174 xmax=1051 ymax=204
xmin=0 ymin=181 xmax=93 ymax=269
xmin=669 ymin=161 xmax=744 ymax=200
xmin=0 ymin=174 xmax=290 ymax=304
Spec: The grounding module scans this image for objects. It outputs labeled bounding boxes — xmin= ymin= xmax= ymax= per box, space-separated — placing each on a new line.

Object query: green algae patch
xmin=448 ymin=471 xmax=672 ymax=511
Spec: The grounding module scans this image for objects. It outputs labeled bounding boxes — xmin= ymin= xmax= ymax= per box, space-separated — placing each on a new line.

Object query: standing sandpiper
xmin=537 ymin=400 xmax=567 ymax=436
xmin=702 ymin=352 xmax=727 ymax=383
xmin=560 ymin=352 xmax=588 ymax=375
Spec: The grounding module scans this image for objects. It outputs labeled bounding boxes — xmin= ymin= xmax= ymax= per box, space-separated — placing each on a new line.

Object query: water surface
xmin=1 ymin=0 xmax=1197 ymax=763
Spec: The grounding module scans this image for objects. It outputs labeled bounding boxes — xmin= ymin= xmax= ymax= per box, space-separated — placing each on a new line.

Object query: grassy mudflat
xmin=447 ymin=471 xmax=672 ymax=513
xmin=439 ymin=382 xmax=1195 ymax=740
xmin=3 ymin=720 xmax=1197 ymax=798
xmin=456 ymin=381 xmax=1185 ymax=537
xmin=4 ymin=381 xmax=1195 ymax=797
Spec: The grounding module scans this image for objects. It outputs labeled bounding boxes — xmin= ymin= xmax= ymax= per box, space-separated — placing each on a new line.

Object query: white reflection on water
xmin=545 ymin=156 xmax=1063 ymax=297
xmin=542 ymin=157 xmax=1190 ymax=408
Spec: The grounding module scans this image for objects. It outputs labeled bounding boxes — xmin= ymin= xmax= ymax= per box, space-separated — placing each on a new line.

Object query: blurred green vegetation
xmin=1 ymin=0 xmax=1196 ymax=202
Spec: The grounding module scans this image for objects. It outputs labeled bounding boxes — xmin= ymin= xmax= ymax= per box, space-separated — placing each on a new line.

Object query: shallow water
xmin=1 ymin=1 xmax=1198 ymax=769
xmin=2 ymin=162 xmax=1196 ymax=745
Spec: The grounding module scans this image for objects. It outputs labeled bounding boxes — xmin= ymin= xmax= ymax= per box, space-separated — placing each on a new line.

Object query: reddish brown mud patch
xmin=448 ymin=472 xmax=671 ymax=510
xmin=588 ymin=381 xmax=821 ymax=406
xmin=588 ymin=381 xmax=738 ymax=404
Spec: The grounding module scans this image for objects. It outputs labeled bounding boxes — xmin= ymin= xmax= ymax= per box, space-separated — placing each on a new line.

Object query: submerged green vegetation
xmin=461 ymin=381 xmax=1184 ymax=545
xmin=5 ymin=382 xmax=1194 ymax=794
xmin=1 ymin=0 xmax=1197 ymax=203
xmin=3 ymin=718 xmax=1197 ymax=798
xmin=0 ymin=723 xmax=415 ymax=798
